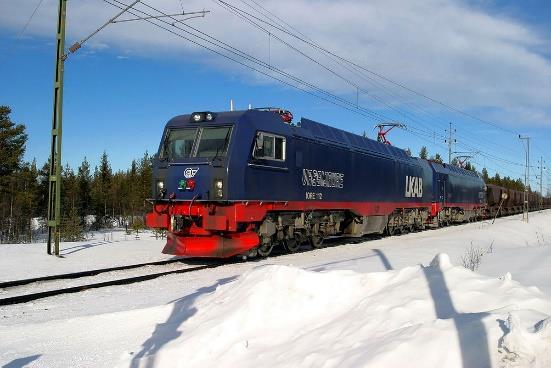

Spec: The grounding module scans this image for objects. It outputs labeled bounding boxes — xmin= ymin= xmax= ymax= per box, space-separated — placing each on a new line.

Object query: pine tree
xmin=62 ymin=163 xmax=78 ymax=215
xmin=77 ymin=157 xmax=92 ymax=222
xmin=138 ymin=151 xmax=152 ymax=214
xmin=0 ymin=106 xmax=28 ymax=243
xmin=37 ymin=160 xmax=50 ymax=219
xmin=404 ymin=148 xmax=412 ymax=156
xmin=481 ymin=168 xmax=489 ymax=181
xmin=98 ymin=151 xmax=112 ymax=220
xmin=432 ymin=153 xmax=443 ymax=164
xmin=0 ymin=106 xmax=27 ymax=177
xmin=464 ymin=162 xmax=475 ymax=172
xmin=419 ymin=146 xmax=428 ymax=159
xmin=128 ymin=159 xmax=139 ymax=224
xmin=15 ymin=160 xmax=39 ymax=242
xmin=60 ymin=205 xmax=85 ymax=242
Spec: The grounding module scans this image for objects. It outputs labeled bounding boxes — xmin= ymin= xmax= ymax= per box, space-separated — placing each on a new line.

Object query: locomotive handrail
xmin=247 ymin=163 xmax=289 ymax=171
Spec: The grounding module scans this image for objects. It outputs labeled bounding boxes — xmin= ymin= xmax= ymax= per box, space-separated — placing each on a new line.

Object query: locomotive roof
xmin=429 ymin=161 xmax=480 ymax=178
xmin=165 ymin=110 xmax=412 ymax=161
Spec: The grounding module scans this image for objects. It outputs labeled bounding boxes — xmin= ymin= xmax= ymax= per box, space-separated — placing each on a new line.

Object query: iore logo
xmin=184 ymin=168 xmax=199 ymax=179
xmin=405 ymin=176 xmax=423 ymax=198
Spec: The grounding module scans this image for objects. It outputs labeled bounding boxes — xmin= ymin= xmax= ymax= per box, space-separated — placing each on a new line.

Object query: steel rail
xmin=0 ymin=258 xmax=197 ymax=289
xmin=0 ymin=263 xmax=222 ymax=306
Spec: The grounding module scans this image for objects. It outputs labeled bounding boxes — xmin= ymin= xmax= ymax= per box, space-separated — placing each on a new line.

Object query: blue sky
xmin=0 ymin=0 xmax=550 ymax=191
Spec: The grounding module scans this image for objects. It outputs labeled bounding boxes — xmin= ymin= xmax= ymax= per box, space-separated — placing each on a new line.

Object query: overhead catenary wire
xmin=100 ymin=0 xmax=540 ymax=181
xmin=18 ymin=0 xmax=46 ymax=38
xmin=0 ymin=0 xmax=46 ymax=67
xmin=217 ymin=0 xmax=521 ymax=137
xmin=101 ymin=0 xmax=389 ymax=122
xmin=170 ymin=1 xmax=531 ymax=174
xmin=216 ymin=0 xmax=530 ymax=169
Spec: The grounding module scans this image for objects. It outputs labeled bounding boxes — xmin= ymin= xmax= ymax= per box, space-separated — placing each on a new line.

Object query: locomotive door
xmin=437 ymin=173 xmax=447 ymax=206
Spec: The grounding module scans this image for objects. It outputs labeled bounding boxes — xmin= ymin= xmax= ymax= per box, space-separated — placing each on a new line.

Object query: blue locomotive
xmin=146 ymin=109 xmax=486 ymax=257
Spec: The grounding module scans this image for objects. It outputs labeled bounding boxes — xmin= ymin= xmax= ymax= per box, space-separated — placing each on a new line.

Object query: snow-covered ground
xmin=0 ymin=230 xmax=170 ymax=282
xmin=1 ymin=211 xmax=551 ymax=367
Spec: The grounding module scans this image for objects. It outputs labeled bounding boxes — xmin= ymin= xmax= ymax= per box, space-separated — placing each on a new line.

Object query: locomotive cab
xmin=146 ymin=109 xmax=293 ymax=257
xmin=153 ymin=119 xmax=233 ymax=202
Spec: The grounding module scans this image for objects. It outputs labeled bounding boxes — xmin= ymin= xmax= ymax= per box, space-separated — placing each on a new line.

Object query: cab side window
xmin=254 ymin=132 xmax=286 ymax=161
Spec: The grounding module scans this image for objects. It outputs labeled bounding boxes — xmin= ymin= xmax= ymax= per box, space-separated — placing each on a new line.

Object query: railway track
xmin=0 ymin=238 xmax=353 ymax=307
xmin=0 ymin=214 xmax=527 ymax=307
xmin=0 ymin=260 xmax=224 ymax=307
xmin=0 ymin=258 xmax=201 ymax=289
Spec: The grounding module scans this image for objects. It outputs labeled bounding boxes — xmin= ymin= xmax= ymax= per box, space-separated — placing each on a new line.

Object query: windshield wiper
xmin=211 ymin=128 xmax=232 ymax=165
xmin=160 ymin=132 xmax=170 ymax=162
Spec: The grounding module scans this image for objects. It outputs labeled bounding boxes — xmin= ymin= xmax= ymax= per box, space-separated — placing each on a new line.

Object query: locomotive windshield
xmin=195 ymin=127 xmax=232 ymax=159
xmin=162 ymin=128 xmax=197 ymax=160
xmin=161 ymin=126 xmax=232 ymax=161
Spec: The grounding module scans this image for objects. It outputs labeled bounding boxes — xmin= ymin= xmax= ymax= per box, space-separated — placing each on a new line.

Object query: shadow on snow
xmin=129 ymin=276 xmax=238 ymax=368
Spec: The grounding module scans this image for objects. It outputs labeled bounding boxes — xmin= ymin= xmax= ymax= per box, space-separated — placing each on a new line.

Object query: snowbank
xmin=122 ymin=254 xmax=551 ymax=368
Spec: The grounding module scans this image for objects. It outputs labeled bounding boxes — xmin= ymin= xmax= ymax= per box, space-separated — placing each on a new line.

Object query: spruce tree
xmin=138 ymin=151 xmax=152 ymax=214
xmin=128 ymin=159 xmax=139 ymax=223
xmin=37 ymin=160 xmax=50 ymax=219
xmin=0 ymin=106 xmax=28 ymax=242
xmin=98 ymin=151 xmax=112 ymax=221
xmin=481 ymin=168 xmax=489 ymax=181
xmin=60 ymin=205 xmax=85 ymax=242
xmin=0 ymin=106 xmax=27 ymax=177
xmin=62 ymin=164 xmax=78 ymax=215
xmin=433 ymin=153 xmax=443 ymax=164
xmin=77 ymin=157 xmax=92 ymax=221
xmin=419 ymin=146 xmax=428 ymax=159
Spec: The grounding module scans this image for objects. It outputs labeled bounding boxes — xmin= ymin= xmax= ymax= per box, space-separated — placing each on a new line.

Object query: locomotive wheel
xmin=257 ymin=239 xmax=274 ymax=257
xmin=310 ymin=234 xmax=324 ymax=249
xmin=282 ymin=238 xmax=300 ymax=253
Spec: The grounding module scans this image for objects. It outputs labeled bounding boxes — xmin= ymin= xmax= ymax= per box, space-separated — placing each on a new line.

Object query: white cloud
xmin=1 ymin=0 xmax=550 ymax=126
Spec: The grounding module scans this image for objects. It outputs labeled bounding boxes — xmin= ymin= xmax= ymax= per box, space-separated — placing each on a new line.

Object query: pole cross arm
xmin=112 ymin=10 xmax=210 ymax=23
xmin=63 ymin=0 xmax=142 ymax=60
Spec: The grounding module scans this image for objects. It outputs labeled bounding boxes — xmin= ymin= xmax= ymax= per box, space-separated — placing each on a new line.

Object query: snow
xmin=119 ymin=258 xmax=551 ymax=368
xmin=0 ymin=230 xmax=170 ymax=282
xmin=1 ymin=211 xmax=551 ymax=367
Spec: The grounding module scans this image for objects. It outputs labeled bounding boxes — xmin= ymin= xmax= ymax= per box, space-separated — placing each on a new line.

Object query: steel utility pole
xmin=47 ymin=0 xmax=141 ymax=256
xmin=444 ymin=122 xmax=456 ymax=164
xmin=46 ymin=1 xmax=208 ymax=255
xmin=537 ymin=156 xmax=546 ymax=210
xmin=519 ymin=135 xmax=530 ymax=222
xmin=46 ymin=0 xmax=67 ymax=256
xmin=47 ymin=0 xmax=142 ymax=256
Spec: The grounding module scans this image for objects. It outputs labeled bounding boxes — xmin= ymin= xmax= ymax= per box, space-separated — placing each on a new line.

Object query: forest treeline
xmin=0 ymin=106 xmax=152 ymax=244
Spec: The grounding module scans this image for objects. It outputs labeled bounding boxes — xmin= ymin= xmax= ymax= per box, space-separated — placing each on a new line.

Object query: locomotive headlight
xmin=214 ymin=179 xmax=223 ymax=198
xmin=190 ymin=111 xmax=215 ymax=123
xmin=157 ymin=180 xmax=166 ymax=198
